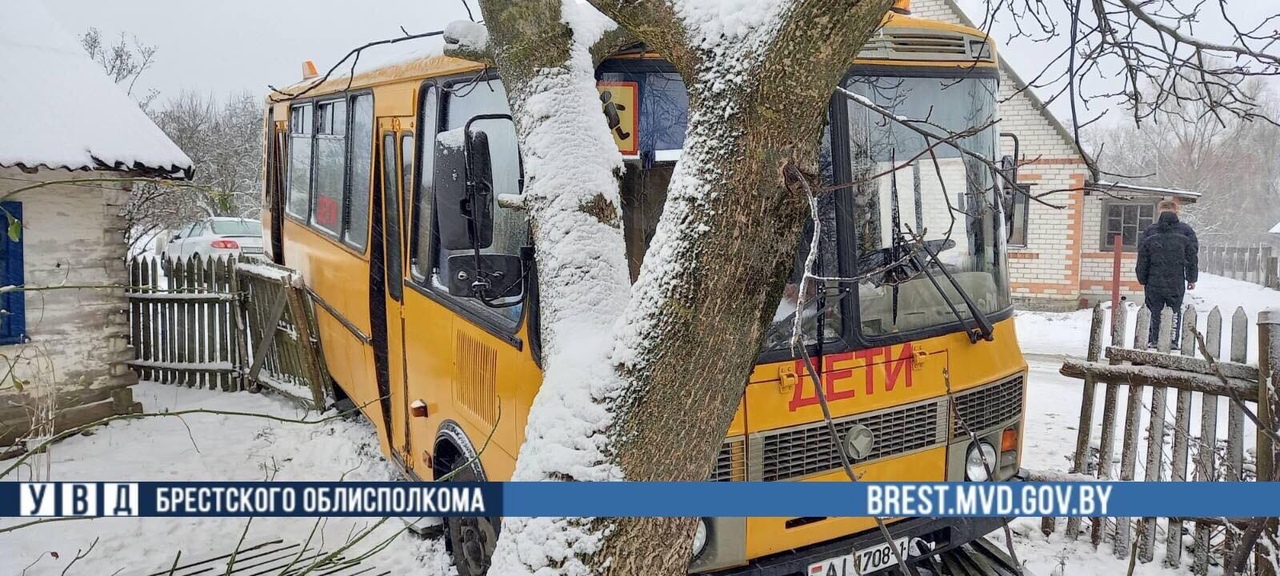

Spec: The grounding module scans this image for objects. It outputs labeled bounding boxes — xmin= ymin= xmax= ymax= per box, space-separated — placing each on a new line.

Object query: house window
xmin=0 ymin=202 xmax=25 ymax=345
xmin=1102 ymin=201 xmax=1156 ymax=251
xmin=1007 ymin=183 xmax=1030 ymax=247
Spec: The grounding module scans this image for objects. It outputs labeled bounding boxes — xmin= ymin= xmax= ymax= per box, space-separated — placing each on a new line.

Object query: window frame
xmin=0 ymin=201 xmax=25 ymax=345
xmin=343 ymin=92 xmax=375 ymax=250
xmin=381 ymin=130 xmax=405 ymax=303
xmin=403 ymin=74 xmax=526 ymax=349
xmin=280 ymin=90 xmax=375 ymax=256
xmin=410 ymin=83 xmax=439 ymax=284
xmin=1101 ymin=200 xmax=1157 ymax=252
xmin=285 ymin=102 xmax=314 ymax=220
xmin=836 ymin=64 xmax=1014 ymax=349
xmin=310 ymin=98 xmax=347 ymax=237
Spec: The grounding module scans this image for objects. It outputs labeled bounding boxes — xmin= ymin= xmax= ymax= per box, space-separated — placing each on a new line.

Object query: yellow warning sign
xmin=597 ymin=81 xmax=639 ymax=156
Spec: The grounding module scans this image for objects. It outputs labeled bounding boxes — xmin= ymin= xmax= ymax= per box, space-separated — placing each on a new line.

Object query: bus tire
xmin=443 ymin=462 xmax=499 ymax=576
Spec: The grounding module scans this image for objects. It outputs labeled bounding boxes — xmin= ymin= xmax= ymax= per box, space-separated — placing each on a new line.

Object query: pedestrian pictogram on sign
xmin=597 ymin=82 xmax=638 ymax=157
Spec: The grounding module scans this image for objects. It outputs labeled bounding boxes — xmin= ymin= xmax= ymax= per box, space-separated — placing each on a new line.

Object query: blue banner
xmin=2 ymin=481 xmax=1277 ymax=518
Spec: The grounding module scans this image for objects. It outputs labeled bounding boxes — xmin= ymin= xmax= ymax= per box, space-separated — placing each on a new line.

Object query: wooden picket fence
xmin=1043 ymin=302 xmax=1279 ymax=574
xmin=128 ymin=256 xmax=241 ymax=390
xmin=127 ymin=255 xmax=331 ymax=408
xmin=1203 ymin=244 xmax=1280 ymax=290
xmin=235 ymin=261 xmax=333 ymax=408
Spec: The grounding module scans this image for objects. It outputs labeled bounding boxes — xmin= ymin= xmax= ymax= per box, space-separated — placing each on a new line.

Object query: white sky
xmin=45 ymin=0 xmax=1276 ymax=130
xmin=45 ymin=0 xmax=471 ymax=102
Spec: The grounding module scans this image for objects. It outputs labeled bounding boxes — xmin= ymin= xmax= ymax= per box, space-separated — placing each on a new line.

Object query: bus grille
xmin=952 ymin=376 xmax=1025 ymax=438
xmin=754 ymin=399 xmax=947 ymax=482
xmin=711 ymin=437 xmax=746 ymax=482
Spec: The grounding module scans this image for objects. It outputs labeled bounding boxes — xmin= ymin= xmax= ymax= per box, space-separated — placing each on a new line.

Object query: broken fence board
xmin=1104 ymin=347 xmax=1260 ymax=381
xmin=1059 ymin=360 xmax=1259 ymax=402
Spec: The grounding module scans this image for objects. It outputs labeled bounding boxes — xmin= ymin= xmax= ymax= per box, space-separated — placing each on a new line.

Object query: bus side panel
xmin=400 ymin=289 xmax=457 ymax=474
xmin=281 ymin=219 xmax=388 ymax=452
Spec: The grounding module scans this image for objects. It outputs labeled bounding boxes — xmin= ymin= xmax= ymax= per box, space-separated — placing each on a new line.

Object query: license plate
xmin=242 ymin=247 xmax=263 ymax=254
xmin=807 ymin=537 xmax=930 ymax=575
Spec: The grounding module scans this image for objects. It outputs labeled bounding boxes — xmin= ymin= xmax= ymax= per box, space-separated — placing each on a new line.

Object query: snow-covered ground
xmin=1 ymin=273 xmax=1275 ymax=575
xmin=1018 ymin=273 xmax=1279 ymax=363
xmin=0 ymin=384 xmax=455 ymax=576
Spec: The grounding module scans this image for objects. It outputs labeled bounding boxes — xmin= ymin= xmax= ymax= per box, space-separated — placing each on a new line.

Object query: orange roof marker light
xmin=302 ymin=60 xmax=319 ymax=81
xmin=891 ymin=0 xmax=911 ymax=13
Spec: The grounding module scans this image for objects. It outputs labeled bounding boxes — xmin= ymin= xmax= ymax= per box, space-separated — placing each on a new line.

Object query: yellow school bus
xmin=260 ymin=1 xmax=1029 ymax=574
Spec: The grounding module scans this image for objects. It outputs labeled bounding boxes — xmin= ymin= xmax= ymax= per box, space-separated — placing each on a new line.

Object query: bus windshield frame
xmin=838 ymin=65 xmax=1011 ymax=347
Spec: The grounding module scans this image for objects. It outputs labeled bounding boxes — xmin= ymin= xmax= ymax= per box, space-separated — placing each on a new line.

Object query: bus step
xmin=137 ymin=538 xmax=390 ymax=576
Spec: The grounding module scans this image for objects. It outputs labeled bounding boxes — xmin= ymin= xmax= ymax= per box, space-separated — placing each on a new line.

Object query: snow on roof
xmin=1086 ymin=180 xmax=1202 ymax=202
xmin=0 ymin=1 xmax=193 ymax=178
xmin=1270 ymin=221 xmax=1280 ymax=234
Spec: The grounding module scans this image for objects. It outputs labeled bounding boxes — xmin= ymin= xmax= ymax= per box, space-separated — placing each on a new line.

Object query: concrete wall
xmin=0 ymin=169 xmax=135 ymax=401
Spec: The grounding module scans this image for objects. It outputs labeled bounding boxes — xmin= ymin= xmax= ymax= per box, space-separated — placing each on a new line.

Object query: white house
xmin=911 ymin=0 xmax=1200 ymax=310
xmin=0 ymin=0 xmax=192 ymax=449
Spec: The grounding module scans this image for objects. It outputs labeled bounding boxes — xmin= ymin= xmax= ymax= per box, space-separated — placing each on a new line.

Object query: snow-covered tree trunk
xmin=458 ymin=0 xmax=892 ymax=574
xmin=447 ymin=2 xmax=634 ymax=574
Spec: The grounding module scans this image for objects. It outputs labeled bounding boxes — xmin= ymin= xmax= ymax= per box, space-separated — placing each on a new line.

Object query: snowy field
xmin=1 ymin=273 xmax=1276 ymax=575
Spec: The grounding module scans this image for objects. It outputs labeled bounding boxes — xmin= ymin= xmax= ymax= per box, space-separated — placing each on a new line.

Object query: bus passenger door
xmin=376 ymin=117 xmax=416 ymax=473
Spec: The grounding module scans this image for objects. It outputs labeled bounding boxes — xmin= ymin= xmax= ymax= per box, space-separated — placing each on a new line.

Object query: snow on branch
xmin=443 ymin=20 xmax=492 ymax=64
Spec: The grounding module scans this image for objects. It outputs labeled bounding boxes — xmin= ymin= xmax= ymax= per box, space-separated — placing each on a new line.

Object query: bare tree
xmin=79 ymin=27 xmax=159 ymax=111
xmin=1090 ymin=77 xmax=1280 ymax=242
xmin=126 ymin=91 xmax=264 ymax=247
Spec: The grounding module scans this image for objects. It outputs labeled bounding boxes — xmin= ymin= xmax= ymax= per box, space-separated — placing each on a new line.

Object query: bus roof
xmin=270 ymin=10 xmax=996 ymax=104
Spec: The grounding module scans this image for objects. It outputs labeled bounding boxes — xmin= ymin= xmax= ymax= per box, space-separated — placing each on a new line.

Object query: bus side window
xmin=382 ymin=132 xmax=404 ymax=302
xmin=400 ymin=132 xmax=414 ymax=225
xmin=410 ymin=87 xmax=438 ymax=283
xmin=344 ymin=94 xmax=374 ymax=249
xmin=432 ymin=79 xmax=526 ymax=326
xmin=286 ymin=103 xmax=313 ymax=219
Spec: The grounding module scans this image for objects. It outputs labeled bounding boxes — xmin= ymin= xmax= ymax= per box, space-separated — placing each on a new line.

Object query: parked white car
xmin=162 ymin=217 xmax=264 ymax=261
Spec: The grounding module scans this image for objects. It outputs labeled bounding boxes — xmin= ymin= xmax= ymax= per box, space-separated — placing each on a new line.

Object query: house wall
xmin=1079 ymin=194 xmax=1147 ymax=307
xmin=912 ymin=0 xmax=1115 ymax=311
xmin=0 ymin=169 xmax=135 ymax=402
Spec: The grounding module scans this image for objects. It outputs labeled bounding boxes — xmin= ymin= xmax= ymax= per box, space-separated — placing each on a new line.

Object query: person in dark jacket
xmin=1142 ymin=199 xmax=1198 ymax=251
xmin=1136 ymin=210 xmax=1199 ymax=348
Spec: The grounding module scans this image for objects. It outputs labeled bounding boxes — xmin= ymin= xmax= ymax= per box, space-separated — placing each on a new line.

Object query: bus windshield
xmin=844 ymin=72 xmax=1010 ymax=338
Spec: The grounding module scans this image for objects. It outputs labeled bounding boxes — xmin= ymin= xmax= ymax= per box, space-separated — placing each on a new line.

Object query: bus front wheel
xmin=444 ymin=463 xmax=499 ymax=576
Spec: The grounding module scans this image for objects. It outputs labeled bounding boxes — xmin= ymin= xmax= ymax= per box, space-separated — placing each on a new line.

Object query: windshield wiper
xmin=887 ymin=163 xmax=994 ymax=343
xmin=901 ymin=231 xmax=995 ymax=343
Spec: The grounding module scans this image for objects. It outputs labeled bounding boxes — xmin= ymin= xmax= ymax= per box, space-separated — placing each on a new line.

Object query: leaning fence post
xmin=1164 ymin=305 xmax=1197 ymax=568
xmin=1094 ymin=302 xmax=1128 ymax=548
xmin=1117 ymin=306 xmax=1152 ymax=558
xmin=1193 ymin=308 xmax=1224 ymax=575
xmin=1059 ymin=304 xmax=1106 ymax=539
xmin=1255 ymin=309 xmax=1280 ymax=576
xmin=1138 ymin=305 xmax=1175 ymax=563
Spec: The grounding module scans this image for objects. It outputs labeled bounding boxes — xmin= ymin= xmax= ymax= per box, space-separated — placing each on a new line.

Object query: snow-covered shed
xmin=0 ymin=0 xmax=192 ymax=448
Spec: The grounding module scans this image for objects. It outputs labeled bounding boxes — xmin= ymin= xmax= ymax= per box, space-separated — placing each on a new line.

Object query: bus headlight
xmin=692 ymin=518 xmax=708 ymax=558
xmin=965 ymin=441 xmax=997 ymax=481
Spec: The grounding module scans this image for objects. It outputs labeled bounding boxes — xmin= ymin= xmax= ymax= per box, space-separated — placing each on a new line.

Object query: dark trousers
xmin=1144 ymin=290 xmax=1184 ymax=348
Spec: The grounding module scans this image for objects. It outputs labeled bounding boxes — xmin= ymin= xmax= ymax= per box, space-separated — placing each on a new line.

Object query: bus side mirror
xmin=998 ymin=154 xmax=1017 ymax=187
xmin=434 ymin=129 xmax=495 ymax=250
xmin=446 ymin=253 xmax=524 ymax=301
